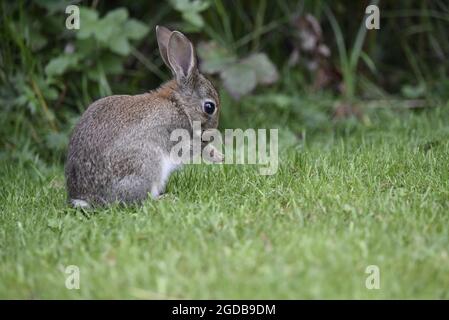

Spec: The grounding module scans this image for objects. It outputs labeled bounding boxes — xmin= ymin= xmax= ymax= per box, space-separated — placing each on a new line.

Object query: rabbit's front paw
xmin=204 ymin=144 xmax=224 ymax=163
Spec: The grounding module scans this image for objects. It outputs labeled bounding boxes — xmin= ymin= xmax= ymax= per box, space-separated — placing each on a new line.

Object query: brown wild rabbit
xmin=65 ymin=26 xmax=222 ymax=208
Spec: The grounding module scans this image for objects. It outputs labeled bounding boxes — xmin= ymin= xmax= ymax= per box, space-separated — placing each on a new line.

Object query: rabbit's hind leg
xmin=107 ymin=150 xmax=178 ymax=203
xmin=109 ymin=175 xmax=153 ymax=204
xmin=71 ymin=199 xmax=91 ymax=209
xmin=151 ymin=183 xmax=165 ymax=199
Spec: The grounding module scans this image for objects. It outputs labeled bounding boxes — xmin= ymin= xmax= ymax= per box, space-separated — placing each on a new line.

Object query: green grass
xmin=1 ymin=106 xmax=449 ymax=299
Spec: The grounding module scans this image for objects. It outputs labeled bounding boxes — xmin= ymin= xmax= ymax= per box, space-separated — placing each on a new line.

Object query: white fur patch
xmin=161 ymin=155 xmax=179 ymax=185
xmin=151 ymin=185 xmax=161 ymax=199
xmin=71 ymin=199 xmax=90 ymax=208
xmin=150 ymin=155 xmax=180 ymax=199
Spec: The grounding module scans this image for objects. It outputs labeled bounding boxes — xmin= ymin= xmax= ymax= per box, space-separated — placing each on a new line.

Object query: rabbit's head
xmin=156 ymin=26 xmax=220 ymax=131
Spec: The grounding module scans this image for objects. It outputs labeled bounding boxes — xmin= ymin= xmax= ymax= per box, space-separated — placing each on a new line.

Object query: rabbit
xmin=65 ymin=26 xmax=223 ymax=208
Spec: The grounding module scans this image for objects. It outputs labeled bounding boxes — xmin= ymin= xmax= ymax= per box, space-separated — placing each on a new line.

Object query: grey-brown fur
xmin=65 ymin=26 xmax=220 ymax=207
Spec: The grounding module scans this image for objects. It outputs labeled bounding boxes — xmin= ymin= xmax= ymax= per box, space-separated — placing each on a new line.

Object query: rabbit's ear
xmin=167 ymin=31 xmax=197 ymax=86
xmin=156 ymin=25 xmax=172 ymax=69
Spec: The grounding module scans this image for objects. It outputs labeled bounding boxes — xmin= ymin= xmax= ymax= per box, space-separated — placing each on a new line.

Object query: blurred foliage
xmin=198 ymin=42 xmax=279 ymax=99
xmin=1 ymin=0 xmax=448 ymax=165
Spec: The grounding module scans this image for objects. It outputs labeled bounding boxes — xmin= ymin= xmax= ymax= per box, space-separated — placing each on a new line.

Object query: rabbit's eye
xmin=203 ymin=101 xmax=216 ymax=115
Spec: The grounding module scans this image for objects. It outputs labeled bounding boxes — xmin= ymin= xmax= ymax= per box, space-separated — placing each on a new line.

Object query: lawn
xmin=1 ymin=106 xmax=448 ymax=299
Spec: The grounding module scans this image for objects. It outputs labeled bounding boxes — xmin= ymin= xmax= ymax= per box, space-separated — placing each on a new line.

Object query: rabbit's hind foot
xmin=71 ymin=199 xmax=91 ymax=209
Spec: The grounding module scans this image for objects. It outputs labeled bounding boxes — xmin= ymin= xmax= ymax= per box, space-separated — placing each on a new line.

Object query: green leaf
xmin=123 ymin=19 xmax=149 ymax=40
xmin=170 ymin=0 xmax=210 ymax=12
xmin=94 ymin=18 xmax=118 ymax=43
xmin=170 ymin=0 xmax=209 ymax=27
xmin=191 ymin=0 xmax=210 ymax=11
xmin=221 ymin=63 xmax=257 ymax=100
xmin=76 ymin=7 xmax=148 ymax=58
xmin=241 ymin=53 xmax=279 ymax=85
xmin=401 ymin=83 xmax=426 ymax=99
xmin=96 ymin=9 xmax=129 ymax=43
xmin=182 ymin=11 xmax=205 ymax=28
xmin=197 ymin=41 xmax=236 ymax=74
xmin=45 ymin=54 xmax=79 ymax=76
xmin=108 ymin=37 xmax=131 ymax=56
xmin=103 ymin=8 xmax=129 ymax=24
xmin=77 ymin=7 xmax=99 ymax=40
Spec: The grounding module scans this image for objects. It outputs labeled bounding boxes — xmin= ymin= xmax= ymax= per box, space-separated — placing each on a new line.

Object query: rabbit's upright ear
xmin=156 ymin=25 xmax=172 ymax=69
xmin=167 ymin=31 xmax=197 ymax=86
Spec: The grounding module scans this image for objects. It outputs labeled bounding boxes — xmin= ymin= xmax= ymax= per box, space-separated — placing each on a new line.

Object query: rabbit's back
xmin=65 ymin=85 xmax=189 ymax=205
